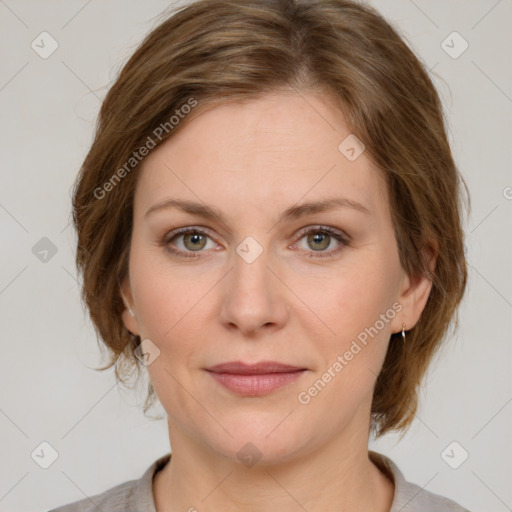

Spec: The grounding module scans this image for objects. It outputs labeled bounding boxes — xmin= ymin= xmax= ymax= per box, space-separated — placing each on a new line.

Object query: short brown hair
xmin=72 ymin=0 xmax=469 ymax=437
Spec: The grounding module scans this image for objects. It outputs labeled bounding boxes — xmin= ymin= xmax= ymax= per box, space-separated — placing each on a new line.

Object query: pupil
xmin=309 ymin=232 xmax=329 ymax=251
xmin=185 ymin=233 xmax=205 ymax=251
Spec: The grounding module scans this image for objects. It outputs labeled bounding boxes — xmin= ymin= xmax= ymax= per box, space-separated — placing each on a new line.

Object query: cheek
xmin=129 ymin=248 xmax=219 ymax=404
xmin=294 ymin=254 xmax=399 ymax=342
xmin=290 ymin=253 xmax=400 ymax=408
xmin=130 ymin=245 xmax=211 ymax=340
xmin=133 ymin=260 xmax=207 ymax=408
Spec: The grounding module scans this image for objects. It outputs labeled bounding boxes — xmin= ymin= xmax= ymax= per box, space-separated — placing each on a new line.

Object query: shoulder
xmin=369 ymin=451 xmax=472 ymax=512
xmin=46 ymin=453 xmax=171 ymax=512
xmin=392 ymin=477 xmax=471 ymax=511
xmin=48 ymin=479 xmax=138 ymax=512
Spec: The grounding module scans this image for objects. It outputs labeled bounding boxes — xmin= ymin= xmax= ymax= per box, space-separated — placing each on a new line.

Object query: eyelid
xmin=163 ymin=224 xmax=349 ymax=258
xmin=164 ymin=225 xmax=219 ymax=251
xmin=289 ymin=225 xmax=349 ymax=258
xmin=164 ymin=224 xmax=348 ymax=243
xmin=293 ymin=224 xmax=349 ymax=243
xmin=164 ymin=225 xmax=213 ymax=242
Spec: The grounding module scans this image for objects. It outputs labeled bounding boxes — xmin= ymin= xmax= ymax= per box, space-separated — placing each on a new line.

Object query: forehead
xmin=134 ymin=91 xmax=389 ymax=222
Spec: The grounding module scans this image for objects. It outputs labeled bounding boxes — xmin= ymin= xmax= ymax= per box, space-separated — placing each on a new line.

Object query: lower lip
xmin=207 ymin=370 xmax=306 ymax=396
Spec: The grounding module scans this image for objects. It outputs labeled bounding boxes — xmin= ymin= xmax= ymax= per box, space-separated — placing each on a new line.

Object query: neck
xmin=153 ymin=420 xmax=394 ymax=512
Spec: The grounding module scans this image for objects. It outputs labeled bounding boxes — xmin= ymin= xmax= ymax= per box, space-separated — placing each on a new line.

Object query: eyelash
xmin=162 ymin=225 xmax=349 ymax=259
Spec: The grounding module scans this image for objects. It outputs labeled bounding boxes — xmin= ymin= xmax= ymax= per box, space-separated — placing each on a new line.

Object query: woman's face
xmin=121 ymin=90 xmax=432 ymax=464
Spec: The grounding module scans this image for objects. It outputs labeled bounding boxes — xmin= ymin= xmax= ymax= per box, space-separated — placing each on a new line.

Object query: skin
xmin=120 ymin=89 xmax=435 ymax=512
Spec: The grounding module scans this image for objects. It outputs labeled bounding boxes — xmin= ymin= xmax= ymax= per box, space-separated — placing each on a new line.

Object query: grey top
xmin=48 ymin=451 xmax=471 ymax=511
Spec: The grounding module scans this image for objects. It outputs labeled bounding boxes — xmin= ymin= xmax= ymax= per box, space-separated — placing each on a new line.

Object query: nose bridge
xmin=233 ymin=240 xmax=271 ymax=293
xmin=219 ymin=236 xmax=288 ymax=334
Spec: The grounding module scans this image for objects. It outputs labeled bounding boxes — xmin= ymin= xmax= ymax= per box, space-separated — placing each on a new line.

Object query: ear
xmin=392 ymin=240 xmax=438 ymax=333
xmin=120 ymin=277 xmax=140 ymax=336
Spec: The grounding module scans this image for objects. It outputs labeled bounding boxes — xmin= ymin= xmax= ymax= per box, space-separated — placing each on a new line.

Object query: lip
xmin=206 ymin=361 xmax=305 ymax=374
xmin=205 ymin=361 xmax=307 ymax=396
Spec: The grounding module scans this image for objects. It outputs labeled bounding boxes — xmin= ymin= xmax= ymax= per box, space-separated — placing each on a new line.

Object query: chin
xmin=197 ymin=418 xmax=311 ymax=466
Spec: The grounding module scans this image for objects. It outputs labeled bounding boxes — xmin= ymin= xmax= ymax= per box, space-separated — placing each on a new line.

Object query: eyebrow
xmin=144 ymin=197 xmax=371 ymax=224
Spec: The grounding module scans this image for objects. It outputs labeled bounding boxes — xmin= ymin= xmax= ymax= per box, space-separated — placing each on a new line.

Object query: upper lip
xmin=205 ymin=361 xmax=306 ymax=375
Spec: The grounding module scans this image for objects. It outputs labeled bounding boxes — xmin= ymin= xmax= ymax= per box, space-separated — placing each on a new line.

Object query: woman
xmin=50 ymin=0 xmax=470 ymax=510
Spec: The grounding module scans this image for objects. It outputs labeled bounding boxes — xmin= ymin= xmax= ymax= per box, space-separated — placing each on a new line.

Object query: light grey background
xmin=1 ymin=1 xmax=511 ymax=511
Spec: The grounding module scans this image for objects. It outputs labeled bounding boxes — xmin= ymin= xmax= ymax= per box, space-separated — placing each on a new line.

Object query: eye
xmin=162 ymin=225 xmax=349 ymax=259
xmin=163 ymin=227 xmax=217 ymax=258
xmin=292 ymin=226 xmax=348 ymax=258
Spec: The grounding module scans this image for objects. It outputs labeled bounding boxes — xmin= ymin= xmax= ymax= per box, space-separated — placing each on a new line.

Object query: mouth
xmin=204 ymin=361 xmax=308 ymax=396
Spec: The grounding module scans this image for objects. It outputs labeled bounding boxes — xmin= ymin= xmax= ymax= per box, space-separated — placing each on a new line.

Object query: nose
xmin=218 ymin=244 xmax=289 ymax=337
